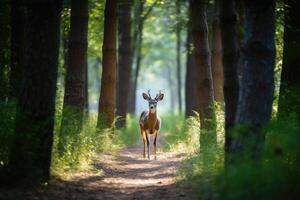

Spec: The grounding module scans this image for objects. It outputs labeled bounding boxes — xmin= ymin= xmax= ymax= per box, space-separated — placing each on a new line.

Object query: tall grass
xmin=117 ymin=115 xmax=140 ymax=146
xmin=51 ymin=114 xmax=122 ymax=176
xmin=51 ymin=114 xmax=141 ymax=177
xmin=165 ymin=102 xmax=300 ymax=199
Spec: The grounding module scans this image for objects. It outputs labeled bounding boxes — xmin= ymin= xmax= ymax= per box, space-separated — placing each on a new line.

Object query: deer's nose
xmin=150 ymin=105 xmax=154 ymax=109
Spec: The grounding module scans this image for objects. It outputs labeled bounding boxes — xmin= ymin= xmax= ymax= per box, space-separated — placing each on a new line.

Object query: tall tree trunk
xmin=211 ymin=0 xmax=224 ymax=102
xmin=9 ymin=0 xmax=24 ymax=100
xmin=190 ymin=0 xmax=216 ymax=154
xmin=233 ymin=0 xmax=276 ymax=163
xmin=116 ymin=0 xmax=133 ymax=128
xmin=85 ymin=58 xmax=88 ymax=113
xmin=185 ymin=17 xmax=200 ymax=117
xmin=236 ymin=0 xmax=245 ymax=79
xmin=131 ymin=29 xmax=143 ymax=114
xmin=97 ymin=0 xmax=117 ymax=129
xmin=219 ymin=0 xmax=240 ymax=166
xmin=278 ymin=0 xmax=300 ymax=121
xmin=176 ymin=0 xmax=182 ymax=113
xmin=8 ymin=0 xmax=61 ymax=183
xmin=0 ymin=0 xmax=10 ymax=102
xmin=127 ymin=0 xmax=157 ymax=114
xmin=61 ymin=6 xmax=70 ymax=79
xmin=127 ymin=1 xmax=144 ymax=114
xmin=128 ymin=2 xmax=145 ymax=115
xmin=59 ymin=0 xmax=88 ymax=154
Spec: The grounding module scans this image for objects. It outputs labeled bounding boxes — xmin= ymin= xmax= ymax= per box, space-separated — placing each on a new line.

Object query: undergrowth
xmin=51 ymin=114 xmax=140 ymax=178
xmin=160 ymin=103 xmax=300 ymax=200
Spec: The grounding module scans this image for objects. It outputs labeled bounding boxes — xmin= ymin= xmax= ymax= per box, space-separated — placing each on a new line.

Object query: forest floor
xmin=2 ymin=137 xmax=195 ymax=200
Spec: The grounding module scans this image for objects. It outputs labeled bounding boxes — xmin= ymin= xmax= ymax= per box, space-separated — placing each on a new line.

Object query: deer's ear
xmin=142 ymin=93 xmax=150 ymax=100
xmin=156 ymin=93 xmax=164 ymax=101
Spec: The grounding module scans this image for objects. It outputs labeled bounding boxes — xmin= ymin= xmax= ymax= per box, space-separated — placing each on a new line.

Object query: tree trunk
xmin=97 ymin=0 xmax=117 ymax=129
xmin=116 ymin=0 xmax=133 ymax=128
xmin=236 ymin=0 xmax=245 ymax=79
xmin=176 ymin=0 xmax=182 ymax=113
xmin=0 ymin=0 xmax=10 ymax=102
xmin=9 ymin=0 xmax=24 ymax=100
xmin=233 ymin=0 xmax=276 ymax=163
xmin=185 ymin=17 xmax=200 ymax=117
xmin=128 ymin=1 xmax=145 ymax=115
xmin=278 ymin=0 xmax=300 ymax=121
xmin=219 ymin=0 xmax=240 ymax=166
xmin=127 ymin=0 xmax=157 ymax=114
xmin=127 ymin=1 xmax=145 ymax=114
xmin=131 ymin=29 xmax=143 ymax=114
xmin=59 ymin=0 xmax=88 ymax=154
xmin=211 ymin=0 xmax=224 ymax=102
xmin=8 ymin=0 xmax=61 ymax=183
xmin=61 ymin=6 xmax=70 ymax=78
xmin=190 ymin=0 xmax=216 ymax=155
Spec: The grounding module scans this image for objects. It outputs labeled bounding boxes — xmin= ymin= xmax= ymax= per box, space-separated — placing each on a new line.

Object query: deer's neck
xmin=148 ymin=110 xmax=157 ymax=129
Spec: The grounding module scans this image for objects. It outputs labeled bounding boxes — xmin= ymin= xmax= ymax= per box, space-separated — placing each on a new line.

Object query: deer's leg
xmin=154 ymin=131 xmax=158 ymax=160
xmin=140 ymin=126 xmax=146 ymax=158
xmin=146 ymin=133 xmax=150 ymax=160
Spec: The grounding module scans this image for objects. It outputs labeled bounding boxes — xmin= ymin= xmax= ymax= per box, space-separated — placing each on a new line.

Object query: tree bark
xmin=219 ymin=0 xmax=240 ymax=166
xmin=176 ymin=0 xmax=182 ymax=113
xmin=185 ymin=16 xmax=200 ymax=117
xmin=97 ymin=0 xmax=117 ymax=129
xmin=116 ymin=0 xmax=133 ymax=128
xmin=211 ymin=0 xmax=224 ymax=102
xmin=190 ymin=0 xmax=215 ymax=128
xmin=278 ymin=0 xmax=300 ymax=121
xmin=190 ymin=0 xmax=216 ymax=156
xmin=9 ymin=0 xmax=24 ymax=100
xmin=233 ymin=0 xmax=276 ymax=163
xmin=8 ymin=0 xmax=61 ymax=183
xmin=59 ymin=0 xmax=88 ymax=154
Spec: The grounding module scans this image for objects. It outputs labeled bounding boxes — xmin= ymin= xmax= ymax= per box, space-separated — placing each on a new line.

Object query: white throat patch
xmin=150 ymin=108 xmax=156 ymax=114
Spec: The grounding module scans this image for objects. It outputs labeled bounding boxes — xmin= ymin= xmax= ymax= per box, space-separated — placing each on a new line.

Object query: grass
xmin=51 ymin=114 xmax=140 ymax=178
xmin=161 ymin=104 xmax=300 ymax=200
xmin=2 ymin=98 xmax=299 ymax=199
xmin=117 ymin=114 xmax=140 ymax=146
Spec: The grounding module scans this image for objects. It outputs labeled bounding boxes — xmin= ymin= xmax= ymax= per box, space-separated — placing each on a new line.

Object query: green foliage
xmin=51 ymin=67 xmax=120 ymax=176
xmin=215 ymin=117 xmax=300 ymax=200
xmin=117 ymin=115 xmax=140 ymax=146
xmin=162 ymin=113 xmax=199 ymax=153
xmin=88 ymin=0 xmax=104 ymax=59
xmin=51 ymin=113 xmax=120 ymax=176
xmin=0 ymin=100 xmax=16 ymax=167
xmin=51 ymin=114 xmax=144 ymax=176
xmin=272 ymin=1 xmax=284 ymax=116
xmin=176 ymin=106 xmax=300 ymax=199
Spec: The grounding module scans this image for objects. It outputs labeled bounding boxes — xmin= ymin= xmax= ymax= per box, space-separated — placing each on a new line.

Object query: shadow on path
xmin=1 ymin=143 xmax=194 ymax=200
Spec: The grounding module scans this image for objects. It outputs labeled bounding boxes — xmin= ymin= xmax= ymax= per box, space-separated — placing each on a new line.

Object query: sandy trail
xmin=24 ymin=140 xmax=194 ymax=200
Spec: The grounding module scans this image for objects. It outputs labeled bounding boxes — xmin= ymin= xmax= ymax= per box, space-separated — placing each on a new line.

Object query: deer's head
xmin=142 ymin=90 xmax=164 ymax=114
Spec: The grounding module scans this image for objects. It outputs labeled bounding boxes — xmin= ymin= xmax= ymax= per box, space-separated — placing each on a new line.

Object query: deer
xmin=139 ymin=90 xmax=164 ymax=160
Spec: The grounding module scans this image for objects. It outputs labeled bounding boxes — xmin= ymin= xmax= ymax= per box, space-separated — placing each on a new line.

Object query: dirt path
xmin=25 ymin=141 xmax=194 ymax=200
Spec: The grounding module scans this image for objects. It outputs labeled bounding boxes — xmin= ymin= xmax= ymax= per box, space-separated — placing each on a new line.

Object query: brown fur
xmin=139 ymin=110 xmax=160 ymax=159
